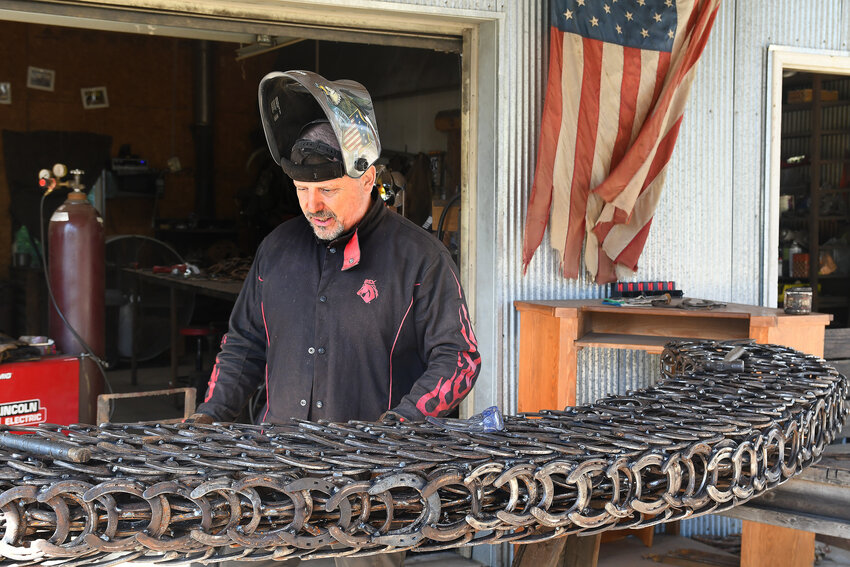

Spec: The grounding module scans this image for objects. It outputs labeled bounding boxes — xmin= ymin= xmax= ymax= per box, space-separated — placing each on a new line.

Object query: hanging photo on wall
xmin=0 ymin=82 xmax=10 ymax=104
xmin=81 ymin=86 xmax=108 ymax=109
xmin=26 ymin=66 xmax=55 ymax=91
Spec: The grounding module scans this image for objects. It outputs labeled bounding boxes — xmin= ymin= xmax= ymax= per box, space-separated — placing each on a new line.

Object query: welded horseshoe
xmin=680 ymin=442 xmax=712 ymax=510
xmin=805 ymin=398 xmax=827 ymax=460
xmin=421 ymin=468 xmax=477 ymax=540
xmin=748 ymin=435 xmax=767 ymax=494
xmin=781 ymin=420 xmax=801 ymax=478
xmin=225 ymin=486 xmax=264 ymax=547
xmin=37 ymin=495 xmax=71 ymax=544
xmin=228 ymin=475 xmax=308 ymax=548
xmin=730 ymin=441 xmax=759 ymax=500
xmin=604 ymin=456 xmax=635 ymax=518
xmin=279 ymin=477 xmax=352 ymax=549
xmin=762 ymin=427 xmax=785 ymax=485
xmin=368 ymin=472 xmax=440 ymax=547
xmin=566 ymin=458 xmax=615 ymax=529
xmin=0 ymin=486 xmax=44 ymax=562
xmin=33 ymin=495 xmax=97 ymax=556
xmin=83 ymin=479 xmax=167 ymax=552
xmin=0 ymin=501 xmax=45 ymax=563
xmin=531 ymin=461 xmax=590 ymax=527
xmin=136 ymin=481 xmax=211 ymax=551
xmin=705 ymin=446 xmax=735 ymax=503
xmin=463 ymin=463 xmax=505 ymax=530
xmin=631 ymin=453 xmax=680 ymax=515
xmin=327 ymin=479 xmax=394 ymax=546
xmin=189 ymin=478 xmax=243 ymax=546
xmin=494 ymin=464 xmax=538 ymax=527
xmin=659 ymin=453 xmax=686 ymax=508
xmin=37 ymin=480 xmax=98 ymax=547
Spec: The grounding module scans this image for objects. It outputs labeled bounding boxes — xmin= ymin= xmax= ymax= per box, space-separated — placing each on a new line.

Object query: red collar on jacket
xmin=326 ymin=196 xmax=385 ymax=272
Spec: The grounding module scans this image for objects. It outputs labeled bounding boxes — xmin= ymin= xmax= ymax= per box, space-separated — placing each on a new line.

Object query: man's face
xmin=295 ymin=166 xmax=375 ymax=241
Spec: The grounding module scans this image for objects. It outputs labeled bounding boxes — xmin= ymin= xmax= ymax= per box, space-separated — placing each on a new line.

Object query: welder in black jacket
xmin=192 ymin=70 xmax=481 ymax=429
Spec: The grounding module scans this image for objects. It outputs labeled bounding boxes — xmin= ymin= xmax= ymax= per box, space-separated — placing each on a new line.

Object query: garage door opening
xmin=0 ymin=17 xmax=465 ymax=349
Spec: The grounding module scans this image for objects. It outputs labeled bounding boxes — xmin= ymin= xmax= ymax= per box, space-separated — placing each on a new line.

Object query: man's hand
xmin=183 ymin=413 xmax=214 ymax=425
xmin=378 ymin=410 xmax=407 ymax=424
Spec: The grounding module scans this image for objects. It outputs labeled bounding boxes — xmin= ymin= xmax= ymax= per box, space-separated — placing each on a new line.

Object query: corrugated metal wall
xmin=492 ymin=0 xmax=850 ymax=540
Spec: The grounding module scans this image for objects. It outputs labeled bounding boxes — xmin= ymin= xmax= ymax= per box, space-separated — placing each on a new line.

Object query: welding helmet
xmin=258 ymin=70 xmax=381 ymax=181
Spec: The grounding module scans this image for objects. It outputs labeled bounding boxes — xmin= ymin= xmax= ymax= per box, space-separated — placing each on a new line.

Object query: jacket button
xmin=329 ymin=247 xmax=336 ymax=254
xmin=319 ymin=295 xmax=327 ymax=302
xmin=317 ymin=347 xmax=326 ymax=354
xmin=308 ymin=347 xmax=315 ymax=354
xmin=300 ymin=399 xmax=307 ymax=407
xmin=316 ymin=401 xmax=323 ymax=409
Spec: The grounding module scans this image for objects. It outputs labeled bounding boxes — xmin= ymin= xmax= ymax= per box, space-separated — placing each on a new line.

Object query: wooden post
xmin=512 ymin=535 xmax=601 ymax=567
xmin=740 ymin=521 xmax=815 ymax=567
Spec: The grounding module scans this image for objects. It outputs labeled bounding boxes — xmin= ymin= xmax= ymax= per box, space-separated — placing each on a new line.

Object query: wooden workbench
xmin=514 ymin=299 xmax=833 ymax=567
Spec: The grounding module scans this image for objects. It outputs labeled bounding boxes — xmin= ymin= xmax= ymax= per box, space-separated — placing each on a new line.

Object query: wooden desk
xmin=514 ymin=299 xmax=832 ymax=567
xmin=124 ymin=269 xmax=244 ymax=385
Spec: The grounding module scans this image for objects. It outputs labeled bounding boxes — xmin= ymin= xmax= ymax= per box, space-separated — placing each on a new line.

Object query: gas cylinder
xmin=47 ymin=169 xmax=105 ymax=424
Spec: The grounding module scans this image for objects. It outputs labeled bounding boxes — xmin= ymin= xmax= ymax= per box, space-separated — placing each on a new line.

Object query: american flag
xmin=339 ymin=108 xmax=373 ymax=157
xmin=522 ymin=0 xmax=721 ymax=283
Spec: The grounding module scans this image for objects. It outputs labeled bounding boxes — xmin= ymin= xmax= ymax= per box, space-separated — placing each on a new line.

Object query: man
xmin=193 ymin=69 xmax=479 ymax=429
xmin=190 ymin=69 xmax=479 ymax=561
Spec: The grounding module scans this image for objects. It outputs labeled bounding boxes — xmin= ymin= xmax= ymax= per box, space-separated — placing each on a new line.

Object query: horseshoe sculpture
xmin=0 ymin=340 xmax=845 ymax=565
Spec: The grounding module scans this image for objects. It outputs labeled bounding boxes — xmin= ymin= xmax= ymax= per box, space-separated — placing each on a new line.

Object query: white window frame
xmin=764 ymin=45 xmax=850 ymax=306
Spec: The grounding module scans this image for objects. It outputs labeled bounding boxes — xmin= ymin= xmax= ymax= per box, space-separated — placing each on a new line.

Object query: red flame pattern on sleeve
xmin=415 ymin=304 xmax=480 ymax=417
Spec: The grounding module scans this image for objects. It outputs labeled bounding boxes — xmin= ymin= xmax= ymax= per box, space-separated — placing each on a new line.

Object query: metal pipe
xmin=193 ymin=40 xmax=215 ymax=219
xmin=0 ymin=433 xmax=91 ymax=463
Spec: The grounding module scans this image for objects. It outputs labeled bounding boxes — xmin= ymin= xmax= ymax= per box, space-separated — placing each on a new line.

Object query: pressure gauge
xmin=52 ymin=163 xmax=68 ymax=178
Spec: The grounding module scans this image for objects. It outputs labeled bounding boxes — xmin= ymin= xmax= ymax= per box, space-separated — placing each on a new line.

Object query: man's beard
xmin=306 ymin=211 xmax=344 ymax=241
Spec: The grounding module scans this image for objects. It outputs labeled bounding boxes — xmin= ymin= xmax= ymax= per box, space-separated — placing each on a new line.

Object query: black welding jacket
xmin=197 ymin=198 xmax=481 ymax=424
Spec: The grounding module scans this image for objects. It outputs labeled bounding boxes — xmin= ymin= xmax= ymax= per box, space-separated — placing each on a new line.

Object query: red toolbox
xmin=0 ymin=356 xmax=80 ymax=426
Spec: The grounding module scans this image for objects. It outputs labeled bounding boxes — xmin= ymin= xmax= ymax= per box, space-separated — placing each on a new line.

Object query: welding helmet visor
xmin=258 ymin=70 xmax=381 ymax=181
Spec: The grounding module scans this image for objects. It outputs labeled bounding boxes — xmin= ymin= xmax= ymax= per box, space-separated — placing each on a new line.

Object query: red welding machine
xmin=0 ymin=356 xmax=80 ymax=426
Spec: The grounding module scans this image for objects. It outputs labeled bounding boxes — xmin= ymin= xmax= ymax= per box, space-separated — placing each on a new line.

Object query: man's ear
xmin=360 ymin=165 xmax=376 ymax=193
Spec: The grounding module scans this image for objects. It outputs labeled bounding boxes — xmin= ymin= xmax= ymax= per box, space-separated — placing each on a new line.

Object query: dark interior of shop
xmin=0 ymin=19 xmax=464 ymax=419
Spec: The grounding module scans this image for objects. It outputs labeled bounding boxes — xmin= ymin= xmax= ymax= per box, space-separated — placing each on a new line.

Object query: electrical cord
xmin=39 ymin=191 xmax=114 ymax=421
xmin=436 ymin=192 xmax=462 ymax=244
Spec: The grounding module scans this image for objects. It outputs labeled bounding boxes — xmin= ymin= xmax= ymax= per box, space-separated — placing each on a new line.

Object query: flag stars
xmin=558 ymin=0 xmax=676 ymax=49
